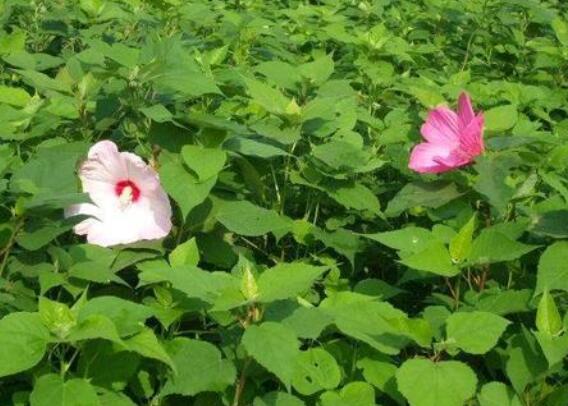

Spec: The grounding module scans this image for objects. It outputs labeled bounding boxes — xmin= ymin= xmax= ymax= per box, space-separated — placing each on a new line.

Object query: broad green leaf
xmin=506 ymin=329 xmax=548 ymax=394
xmin=123 ymin=328 xmax=175 ymax=371
xmin=536 ymin=242 xmax=568 ymax=294
xmin=534 ymin=331 xmax=568 ymax=367
xmin=242 ymin=322 xmax=300 ymax=389
xmin=257 ymin=262 xmax=327 ymax=302
xmin=467 ymin=228 xmax=537 ymax=265
xmin=255 ymin=60 xmax=302 ymax=90
xmin=78 ymin=296 xmax=154 ymax=337
xmin=473 ymin=156 xmax=515 ymax=213
xmin=357 ymin=356 xmax=403 ymax=404
xmin=446 ymin=311 xmax=510 ymax=354
xmin=216 ymin=200 xmax=290 ymax=237
xmin=159 ymin=160 xmax=217 ymax=219
xmin=162 ymin=338 xmax=236 ymax=396
xmin=536 ymin=290 xmax=563 ymax=336
xmin=140 ymin=105 xmax=173 ymax=123
xmin=552 ymin=17 xmax=568 ymax=46
xmin=326 ymin=182 xmax=380 ymax=214
xmin=485 ymin=104 xmax=518 ymax=132
xmin=169 ymin=237 xmax=200 ymax=267
xmin=362 ymin=227 xmax=433 ymax=254
xmin=449 ymin=214 xmax=476 ymax=263
xmin=299 ymin=55 xmax=334 ymax=85
xmin=292 ymin=348 xmax=340 ymax=395
xmin=253 ymin=392 xmax=304 ymax=406
xmin=0 ymin=312 xmax=50 ymax=378
xmin=531 ymin=210 xmax=568 ymax=239
xmin=478 ymin=382 xmax=522 ymax=406
xmin=245 ymin=78 xmax=290 ymax=115
xmin=30 ymin=374 xmax=100 ymax=406
xmin=181 ymin=144 xmax=226 ymax=181
xmin=319 ymin=382 xmax=375 ymax=406
xmin=14 ymin=69 xmax=71 ymax=94
xmin=385 ymin=181 xmax=461 ymax=217
xmin=400 ymin=241 xmax=459 ymax=277
xmin=152 ymin=70 xmax=221 ymax=99
xmin=224 ymin=136 xmax=289 ymax=159
xmin=66 ymin=315 xmax=123 ymax=345
xmin=396 ymin=359 xmax=477 ymax=406
xmin=0 ymin=85 xmax=31 ymax=107
xmin=311 ymin=141 xmax=370 ymax=172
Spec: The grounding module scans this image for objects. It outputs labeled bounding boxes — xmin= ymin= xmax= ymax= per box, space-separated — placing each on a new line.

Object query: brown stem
xmin=232 ymin=358 xmax=251 ymax=406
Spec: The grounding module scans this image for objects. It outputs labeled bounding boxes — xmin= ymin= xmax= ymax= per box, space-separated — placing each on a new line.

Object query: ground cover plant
xmin=1 ymin=0 xmax=568 ymax=404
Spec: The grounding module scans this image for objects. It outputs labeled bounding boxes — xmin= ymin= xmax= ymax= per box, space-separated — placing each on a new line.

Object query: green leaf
xmin=536 ymin=290 xmax=563 ymax=336
xmin=216 ymin=200 xmax=290 ymax=237
xmin=123 ymin=328 xmax=175 ymax=371
xmin=253 ymin=392 xmax=304 ymax=406
xmin=485 ymin=104 xmax=518 ymax=132
xmin=326 ymin=182 xmax=380 ymax=214
xmin=534 ymin=331 xmax=568 ymax=368
xmin=159 ymin=160 xmax=217 ymax=219
xmin=181 ymin=145 xmax=226 ymax=181
xmin=224 ymin=136 xmax=289 ymax=159
xmin=14 ymin=69 xmax=71 ymax=94
xmin=552 ymin=17 xmax=568 ymax=46
xmin=449 ymin=214 xmax=476 ymax=263
xmin=30 ymin=374 xmax=100 ymax=406
xmin=467 ymin=228 xmax=537 ymax=265
xmin=153 ymin=70 xmax=221 ymax=99
xmin=385 ymin=181 xmax=461 ymax=217
xmin=257 ymin=262 xmax=327 ymax=303
xmin=362 ymin=227 xmax=433 ymax=254
xmin=473 ymin=155 xmax=515 ymax=213
xmin=531 ymin=210 xmax=568 ymax=239
xmin=478 ymin=382 xmax=523 ymax=406
xmin=400 ymin=241 xmax=459 ymax=277
xmin=140 ymin=105 xmax=173 ymax=123
xmin=39 ymin=297 xmax=76 ymax=339
xmin=242 ymin=322 xmax=300 ymax=389
xmin=536 ymin=242 xmax=568 ymax=295
xmin=357 ymin=356 xmax=403 ymax=404
xmin=0 ymin=312 xmax=50 ymax=378
xmin=244 ymin=78 xmax=290 ymax=115
xmin=162 ymin=338 xmax=236 ymax=396
xmin=78 ymin=296 xmax=154 ymax=337
xmin=506 ymin=329 xmax=548 ymax=394
xmin=66 ymin=315 xmax=123 ymax=345
xmin=446 ymin=311 xmax=511 ymax=354
xmin=292 ymin=348 xmax=340 ymax=395
xmin=169 ymin=237 xmax=200 ymax=267
xmin=319 ymin=382 xmax=375 ymax=406
xmin=396 ymin=359 xmax=477 ymax=406
xmin=299 ymin=55 xmax=334 ymax=85
xmin=0 ymin=85 xmax=31 ymax=107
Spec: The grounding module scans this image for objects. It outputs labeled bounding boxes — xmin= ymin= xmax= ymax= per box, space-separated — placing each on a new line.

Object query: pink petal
xmin=420 ymin=107 xmax=460 ymax=144
xmin=121 ymin=152 xmax=161 ymax=194
xmin=458 ymin=114 xmax=484 ymax=158
xmin=457 ymin=92 xmax=476 ymax=128
xmin=408 ymin=142 xmax=456 ymax=173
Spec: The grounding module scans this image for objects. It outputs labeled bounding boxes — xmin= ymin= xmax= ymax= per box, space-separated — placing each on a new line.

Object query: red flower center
xmin=115 ymin=180 xmax=141 ymax=202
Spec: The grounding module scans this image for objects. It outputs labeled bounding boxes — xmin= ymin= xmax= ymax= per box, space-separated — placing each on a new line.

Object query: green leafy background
xmin=1 ymin=0 xmax=568 ymax=405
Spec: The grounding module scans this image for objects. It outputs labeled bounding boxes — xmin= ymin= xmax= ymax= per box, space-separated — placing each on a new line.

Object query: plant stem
xmin=232 ymin=358 xmax=251 ymax=406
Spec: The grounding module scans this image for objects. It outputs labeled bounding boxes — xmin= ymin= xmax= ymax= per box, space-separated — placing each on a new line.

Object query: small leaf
xmin=140 ymin=105 xmax=173 ymax=123
xmin=478 ymin=382 xmax=522 ymax=406
xmin=536 ymin=242 xmax=568 ymax=295
xmin=400 ymin=241 xmax=459 ymax=277
xmin=123 ymin=328 xmax=176 ymax=372
xmin=169 ymin=237 xmax=200 ymax=267
xmin=216 ymin=200 xmax=290 ymax=237
xmin=536 ymin=290 xmax=563 ymax=336
xmin=449 ymin=214 xmax=476 ymax=263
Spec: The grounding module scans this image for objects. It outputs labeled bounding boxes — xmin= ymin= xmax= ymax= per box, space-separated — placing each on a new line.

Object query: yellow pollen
xmin=119 ymin=185 xmax=134 ymax=207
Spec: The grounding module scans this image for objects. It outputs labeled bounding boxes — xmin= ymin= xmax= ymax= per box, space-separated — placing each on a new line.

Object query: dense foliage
xmin=1 ymin=0 xmax=568 ymax=405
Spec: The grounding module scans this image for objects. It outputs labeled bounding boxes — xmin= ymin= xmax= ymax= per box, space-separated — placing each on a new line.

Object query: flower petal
xmin=409 ymin=142 xmax=456 ymax=173
xmin=458 ymin=114 xmax=484 ymax=158
xmin=457 ymin=92 xmax=475 ymax=128
xmin=121 ymin=152 xmax=161 ymax=194
xmin=420 ymin=107 xmax=460 ymax=144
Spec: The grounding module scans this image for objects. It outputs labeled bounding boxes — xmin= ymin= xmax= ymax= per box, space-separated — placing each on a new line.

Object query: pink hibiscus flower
xmin=408 ymin=92 xmax=485 ymax=174
xmin=65 ymin=140 xmax=172 ymax=247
